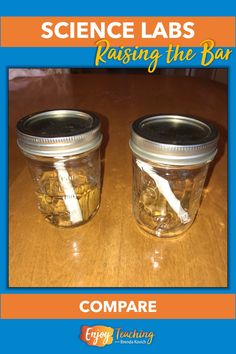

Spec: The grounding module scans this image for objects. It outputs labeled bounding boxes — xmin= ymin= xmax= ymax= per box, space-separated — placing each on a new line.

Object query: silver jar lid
xmin=129 ymin=114 xmax=219 ymax=165
xmin=16 ymin=109 xmax=102 ymax=157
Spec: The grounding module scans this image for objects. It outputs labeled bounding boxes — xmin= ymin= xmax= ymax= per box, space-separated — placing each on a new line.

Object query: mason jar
xmin=129 ymin=114 xmax=219 ymax=237
xmin=16 ymin=109 xmax=103 ymax=227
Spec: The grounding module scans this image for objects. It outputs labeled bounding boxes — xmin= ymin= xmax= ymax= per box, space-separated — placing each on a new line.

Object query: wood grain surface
xmin=9 ymin=72 xmax=227 ymax=287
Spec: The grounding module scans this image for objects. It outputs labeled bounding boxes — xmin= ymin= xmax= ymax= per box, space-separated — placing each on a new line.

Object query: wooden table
xmin=9 ymin=72 xmax=227 ymax=287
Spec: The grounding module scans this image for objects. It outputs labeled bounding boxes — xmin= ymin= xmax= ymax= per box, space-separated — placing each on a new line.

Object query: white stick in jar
xmin=54 ymin=161 xmax=83 ymax=224
xmin=136 ymin=159 xmax=190 ymax=224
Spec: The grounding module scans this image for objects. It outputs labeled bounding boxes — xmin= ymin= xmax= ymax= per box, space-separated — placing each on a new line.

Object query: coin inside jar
xmin=36 ymin=169 xmax=100 ymax=227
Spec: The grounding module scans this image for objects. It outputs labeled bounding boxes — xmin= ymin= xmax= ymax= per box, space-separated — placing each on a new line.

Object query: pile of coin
xmin=36 ymin=170 xmax=100 ymax=226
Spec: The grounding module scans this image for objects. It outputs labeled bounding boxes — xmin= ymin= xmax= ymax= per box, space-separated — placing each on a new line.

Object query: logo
xmin=80 ymin=326 xmax=114 ymax=347
xmin=80 ymin=325 xmax=155 ymax=347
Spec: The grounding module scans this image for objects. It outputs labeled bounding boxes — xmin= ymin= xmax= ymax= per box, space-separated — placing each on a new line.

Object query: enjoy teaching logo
xmin=80 ymin=325 xmax=155 ymax=347
xmin=80 ymin=325 xmax=114 ymax=347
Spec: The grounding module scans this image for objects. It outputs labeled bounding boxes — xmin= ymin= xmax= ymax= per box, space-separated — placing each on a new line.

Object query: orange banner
xmin=1 ymin=294 xmax=235 ymax=319
xmin=0 ymin=17 xmax=235 ymax=47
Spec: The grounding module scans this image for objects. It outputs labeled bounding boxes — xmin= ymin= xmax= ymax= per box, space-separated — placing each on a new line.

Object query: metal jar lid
xmin=129 ymin=114 xmax=219 ymax=165
xmin=16 ymin=109 xmax=102 ymax=157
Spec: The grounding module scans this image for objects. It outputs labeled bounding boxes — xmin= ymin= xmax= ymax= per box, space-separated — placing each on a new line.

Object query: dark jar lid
xmin=129 ymin=114 xmax=219 ymax=165
xmin=16 ymin=109 xmax=102 ymax=157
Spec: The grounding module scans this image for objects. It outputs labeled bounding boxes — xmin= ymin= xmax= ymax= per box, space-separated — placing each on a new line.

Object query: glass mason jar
xmin=129 ymin=115 xmax=219 ymax=237
xmin=16 ymin=109 xmax=103 ymax=227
